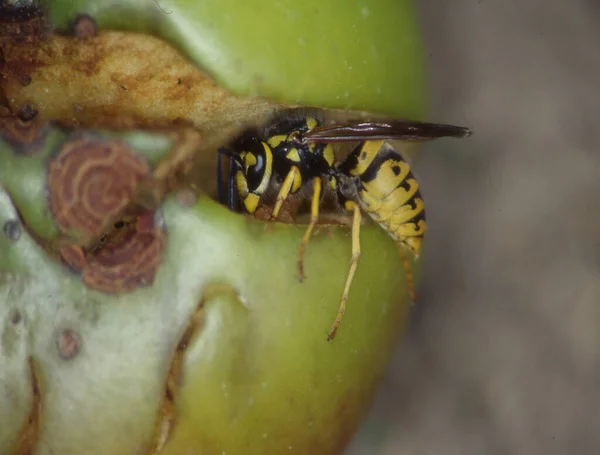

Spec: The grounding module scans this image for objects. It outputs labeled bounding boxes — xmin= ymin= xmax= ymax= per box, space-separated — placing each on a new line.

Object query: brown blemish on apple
xmin=0 ymin=4 xmax=48 ymax=44
xmin=0 ymin=31 xmax=280 ymax=151
xmin=56 ymin=328 xmax=82 ymax=360
xmin=59 ymin=216 xmax=165 ymax=293
xmin=0 ymin=5 xmax=49 ymax=86
xmin=0 ymin=114 xmax=48 ymax=155
xmin=47 ymin=137 xmax=166 ymax=292
xmin=71 ymin=14 xmax=98 ymax=38
xmin=47 ymin=137 xmax=150 ymax=235
xmin=16 ymin=103 xmax=37 ymax=122
xmin=18 ymin=73 xmax=31 ymax=87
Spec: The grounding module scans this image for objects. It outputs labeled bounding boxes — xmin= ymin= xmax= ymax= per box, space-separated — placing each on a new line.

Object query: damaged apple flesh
xmin=0 ymin=31 xmax=282 ymax=148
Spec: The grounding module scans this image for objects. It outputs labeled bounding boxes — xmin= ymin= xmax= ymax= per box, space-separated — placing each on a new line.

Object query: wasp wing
xmin=304 ymin=120 xmax=472 ymax=143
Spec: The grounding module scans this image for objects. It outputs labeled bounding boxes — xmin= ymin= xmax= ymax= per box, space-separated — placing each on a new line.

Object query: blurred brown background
xmin=347 ymin=1 xmax=600 ymax=454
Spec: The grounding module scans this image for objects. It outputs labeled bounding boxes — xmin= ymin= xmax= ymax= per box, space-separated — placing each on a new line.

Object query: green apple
xmin=0 ymin=1 xmax=427 ymax=454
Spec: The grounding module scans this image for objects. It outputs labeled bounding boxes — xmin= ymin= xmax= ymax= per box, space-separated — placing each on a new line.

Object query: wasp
xmin=217 ymin=108 xmax=472 ymax=340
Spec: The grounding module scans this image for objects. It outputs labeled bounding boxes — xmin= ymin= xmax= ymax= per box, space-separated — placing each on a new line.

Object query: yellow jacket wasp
xmin=217 ymin=108 xmax=472 ymax=341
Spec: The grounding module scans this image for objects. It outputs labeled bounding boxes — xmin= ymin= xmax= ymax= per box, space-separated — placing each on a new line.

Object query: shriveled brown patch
xmin=55 ymin=328 xmax=82 ymax=361
xmin=59 ymin=214 xmax=165 ymax=293
xmin=47 ymin=137 xmax=151 ymax=236
xmin=0 ymin=32 xmax=281 ymax=144
xmin=0 ymin=30 xmax=285 ymax=196
xmin=0 ymin=4 xmax=48 ymax=44
xmin=47 ymin=135 xmax=169 ymax=292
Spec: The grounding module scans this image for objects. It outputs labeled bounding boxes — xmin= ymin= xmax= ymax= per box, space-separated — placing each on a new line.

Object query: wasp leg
xmin=397 ymin=245 xmax=416 ymax=302
xmin=271 ymin=166 xmax=300 ymax=220
xmin=327 ymin=202 xmax=361 ymax=341
xmin=297 ymin=177 xmax=322 ymax=282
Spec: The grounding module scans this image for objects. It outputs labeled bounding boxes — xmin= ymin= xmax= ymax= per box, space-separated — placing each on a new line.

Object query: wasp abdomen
xmin=343 ymin=142 xmax=426 ymax=257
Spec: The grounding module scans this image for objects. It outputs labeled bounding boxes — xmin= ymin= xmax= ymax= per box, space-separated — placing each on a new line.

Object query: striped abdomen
xmin=337 ymin=140 xmax=426 ymax=256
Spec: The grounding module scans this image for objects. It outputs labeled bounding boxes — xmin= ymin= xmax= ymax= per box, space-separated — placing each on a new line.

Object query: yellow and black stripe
xmin=338 ymin=140 xmax=425 ymax=256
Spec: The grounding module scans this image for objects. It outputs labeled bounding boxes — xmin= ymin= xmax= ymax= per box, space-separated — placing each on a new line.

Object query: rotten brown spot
xmin=71 ymin=14 xmax=98 ymax=38
xmin=0 ymin=4 xmax=48 ymax=44
xmin=48 ymin=137 xmax=150 ymax=236
xmin=0 ymin=37 xmax=54 ymax=90
xmin=59 ymin=215 xmax=165 ymax=293
xmin=19 ymin=72 xmax=31 ymax=86
xmin=56 ymin=328 xmax=82 ymax=360
xmin=47 ymin=136 xmax=166 ymax=292
xmin=0 ymin=115 xmax=48 ymax=155
xmin=17 ymin=103 xmax=37 ymax=121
